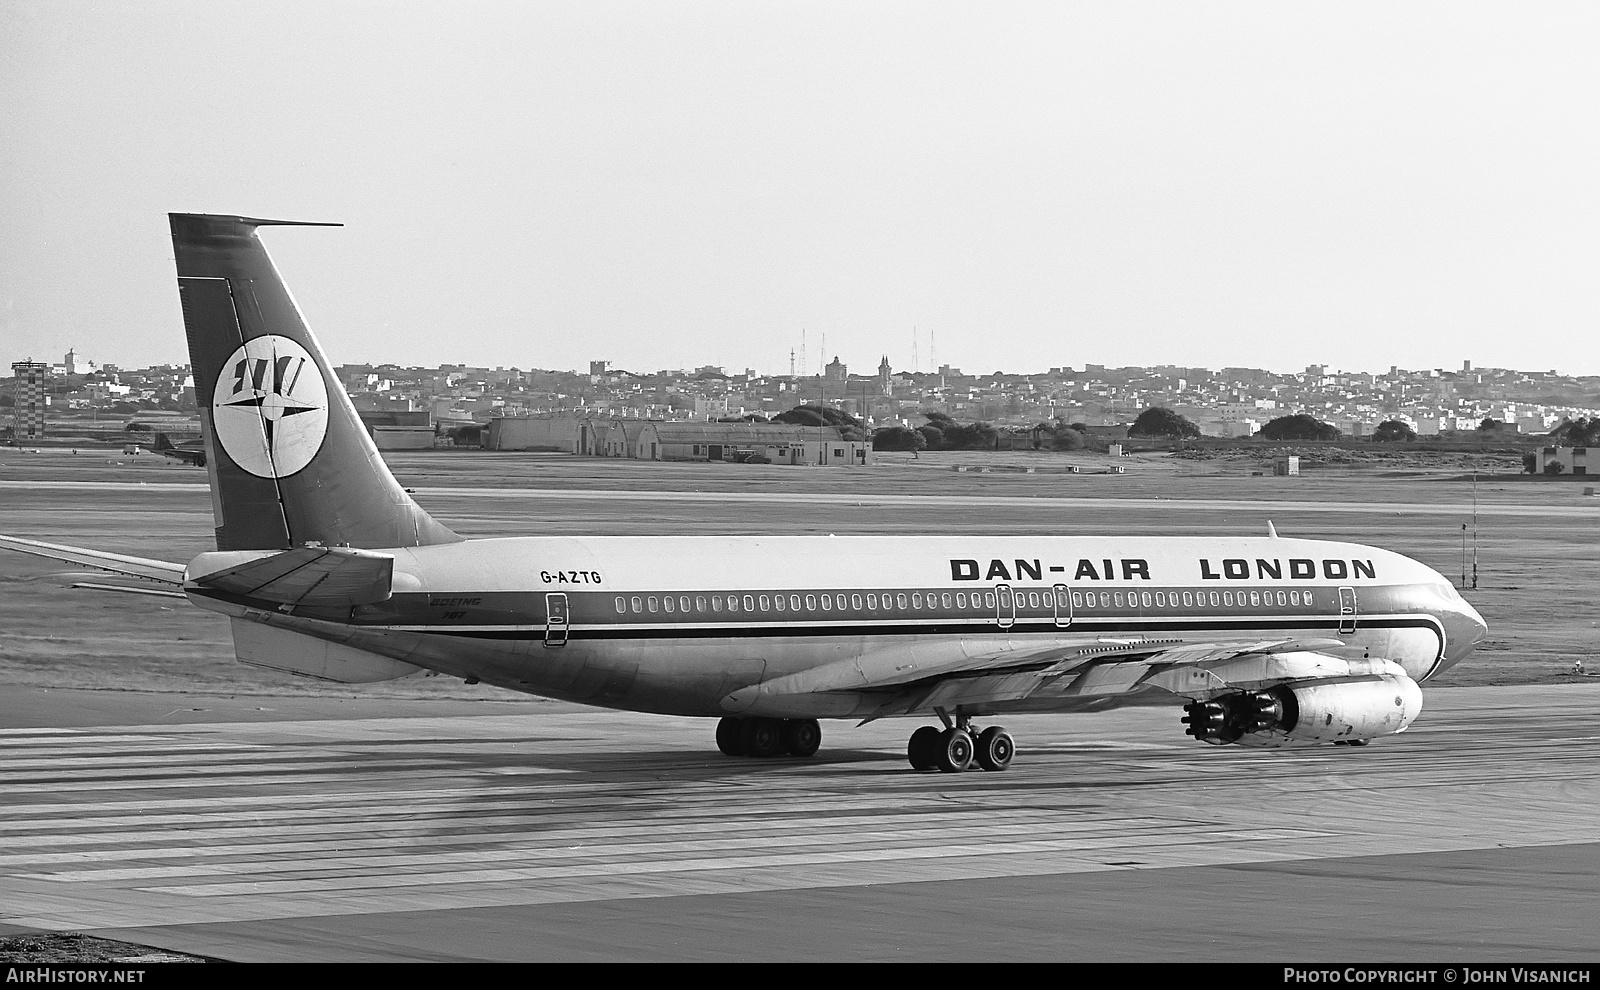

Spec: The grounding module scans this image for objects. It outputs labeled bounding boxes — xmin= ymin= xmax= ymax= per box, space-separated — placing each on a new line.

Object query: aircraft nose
xmin=1441 ymin=595 xmax=1488 ymax=669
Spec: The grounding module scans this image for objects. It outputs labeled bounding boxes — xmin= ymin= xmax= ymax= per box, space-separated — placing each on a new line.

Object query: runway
xmin=3 ymin=684 xmax=1598 ymax=961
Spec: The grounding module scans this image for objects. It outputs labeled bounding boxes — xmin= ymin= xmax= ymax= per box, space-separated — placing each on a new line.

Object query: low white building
xmin=1540 ymin=446 xmax=1590 ymax=475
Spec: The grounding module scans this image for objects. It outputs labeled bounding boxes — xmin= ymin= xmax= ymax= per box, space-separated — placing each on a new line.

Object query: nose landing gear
xmin=907 ymin=710 xmax=1014 ymax=772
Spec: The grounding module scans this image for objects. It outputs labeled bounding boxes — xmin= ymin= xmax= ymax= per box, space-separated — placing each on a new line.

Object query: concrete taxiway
xmin=2 ymin=684 xmax=1598 ymax=962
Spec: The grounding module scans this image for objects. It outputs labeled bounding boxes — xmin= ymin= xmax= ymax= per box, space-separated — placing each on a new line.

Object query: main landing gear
xmin=716 ymin=716 xmax=822 ymax=758
xmin=907 ymin=709 xmax=1014 ymax=773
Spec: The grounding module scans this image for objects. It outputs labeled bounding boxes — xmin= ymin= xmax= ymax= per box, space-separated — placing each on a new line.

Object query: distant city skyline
xmin=6 ymin=3 xmax=1599 ymax=377
xmin=14 ymin=339 xmax=1598 ymax=387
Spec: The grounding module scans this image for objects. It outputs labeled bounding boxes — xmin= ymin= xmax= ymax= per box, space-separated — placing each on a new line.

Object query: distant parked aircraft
xmin=0 ymin=215 xmax=1488 ymax=772
xmin=153 ymin=432 xmax=206 ymax=467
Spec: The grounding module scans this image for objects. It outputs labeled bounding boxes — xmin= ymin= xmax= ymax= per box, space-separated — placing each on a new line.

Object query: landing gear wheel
xmin=716 ymin=717 xmax=745 ymax=756
xmin=740 ymin=717 xmax=783 ymax=758
xmin=781 ymin=719 xmax=822 ymax=758
xmin=908 ymin=726 xmax=943 ymax=771
xmin=975 ymin=726 xmax=1015 ymax=772
xmin=936 ymin=728 xmax=975 ymax=773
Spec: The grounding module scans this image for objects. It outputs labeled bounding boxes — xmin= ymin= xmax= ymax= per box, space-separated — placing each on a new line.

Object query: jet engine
xmin=1181 ymin=675 xmax=1423 ymax=748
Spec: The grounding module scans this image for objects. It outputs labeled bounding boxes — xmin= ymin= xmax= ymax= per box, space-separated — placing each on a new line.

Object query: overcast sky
xmin=3 ymin=1 xmax=1597 ymax=379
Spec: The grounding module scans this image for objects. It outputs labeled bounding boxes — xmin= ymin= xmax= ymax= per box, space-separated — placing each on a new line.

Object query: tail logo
xmin=212 ymin=335 xmax=330 ymax=479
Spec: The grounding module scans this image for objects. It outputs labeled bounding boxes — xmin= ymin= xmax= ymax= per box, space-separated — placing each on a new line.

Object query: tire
xmin=908 ymin=726 xmax=942 ymax=771
xmin=936 ymin=728 xmax=975 ymax=773
xmin=740 ymin=717 xmax=783 ymax=758
xmin=781 ymin=719 xmax=822 ymax=758
xmin=716 ymin=717 xmax=745 ymax=756
xmin=975 ymin=726 xmax=1015 ymax=772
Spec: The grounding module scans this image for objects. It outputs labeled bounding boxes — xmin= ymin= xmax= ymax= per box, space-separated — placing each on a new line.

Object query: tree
xmin=872 ymin=426 xmax=926 ymax=452
xmin=1371 ymin=420 xmax=1416 ymax=442
xmin=1522 ymin=452 xmax=1538 ymax=474
xmin=1034 ymin=420 xmax=1086 ymax=450
xmin=1259 ymin=414 xmax=1340 ymax=441
xmin=1550 ymin=417 xmax=1600 ymax=447
xmin=773 ymin=404 xmax=864 ymax=441
xmin=1129 ymin=407 xmax=1200 ymax=439
xmin=1544 ymin=460 xmax=1566 ymax=475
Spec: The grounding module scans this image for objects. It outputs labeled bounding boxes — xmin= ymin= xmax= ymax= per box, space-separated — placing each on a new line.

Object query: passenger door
xmin=545 ymin=592 xmax=569 ymax=648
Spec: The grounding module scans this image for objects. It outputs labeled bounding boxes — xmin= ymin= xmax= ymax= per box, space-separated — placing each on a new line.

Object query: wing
xmin=0 ymin=534 xmax=187 ymax=586
xmin=723 ymin=634 xmax=1404 ymax=721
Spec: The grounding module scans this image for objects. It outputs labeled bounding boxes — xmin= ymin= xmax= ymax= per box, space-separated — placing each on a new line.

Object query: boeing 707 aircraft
xmin=0 ymin=214 xmax=1488 ymax=772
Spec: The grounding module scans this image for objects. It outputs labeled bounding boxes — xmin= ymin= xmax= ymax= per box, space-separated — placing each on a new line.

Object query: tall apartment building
xmin=10 ymin=361 xmax=50 ymax=440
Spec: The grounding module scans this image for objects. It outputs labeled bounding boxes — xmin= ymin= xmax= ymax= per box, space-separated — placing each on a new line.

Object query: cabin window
xmin=897 ymin=594 xmax=908 ymax=609
xmin=985 ymin=592 xmax=997 ymax=608
xmin=696 ymin=596 xmax=708 ymax=612
xmin=1155 ymin=592 xmax=1166 ymax=607
xmin=615 ymin=597 xmax=626 ymax=613
xmin=744 ymin=595 xmax=755 ymax=612
xmin=1141 ymin=592 xmax=1151 ymax=608
xmin=941 ymin=593 xmax=951 ymax=608
xmin=1249 ymin=591 xmax=1260 ymax=607
xmin=631 ymin=597 xmax=642 ymax=613
xmin=758 ymin=595 xmax=769 ymax=610
xmin=790 ymin=595 xmax=801 ymax=610
xmin=866 ymin=594 xmax=877 ymax=609
xmin=821 ymin=595 xmax=832 ymax=610
xmin=1223 ymin=592 xmax=1233 ymax=607
xmin=956 ymin=592 xmax=968 ymax=608
xmin=1072 ymin=592 xmax=1084 ymax=608
xmin=911 ymin=593 xmax=923 ymax=609
xmin=647 ymin=596 xmax=659 ymax=613
xmin=1304 ymin=591 xmax=1315 ymax=607
xmin=1025 ymin=592 xmax=1038 ymax=609
xmin=664 ymin=596 xmax=676 ymax=613
xmin=852 ymin=594 xmax=863 ymax=610
xmin=679 ymin=596 xmax=691 ymax=612
xmin=774 ymin=595 xmax=787 ymax=612
xmin=731 ymin=596 xmax=744 ymax=613
xmin=712 ymin=596 xmax=724 ymax=612
xmin=1182 ymin=592 xmax=1192 ymax=607
xmin=1209 ymin=592 xmax=1219 ymax=607
xmin=1276 ymin=591 xmax=1286 ymax=606
xmin=805 ymin=594 xmax=816 ymax=610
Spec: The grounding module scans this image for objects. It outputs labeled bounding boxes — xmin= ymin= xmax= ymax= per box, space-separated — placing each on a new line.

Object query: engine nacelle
xmin=1182 ymin=675 xmax=1423 ymax=748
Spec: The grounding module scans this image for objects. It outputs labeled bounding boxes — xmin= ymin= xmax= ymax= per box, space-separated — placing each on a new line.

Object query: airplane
xmin=153 ymin=431 xmax=207 ymax=467
xmin=0 ymin=213 xmax=1489 ymax=772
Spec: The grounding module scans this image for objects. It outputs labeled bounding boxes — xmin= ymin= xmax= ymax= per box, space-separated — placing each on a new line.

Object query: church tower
xmin=877 ymin=355 xmax=892 ymax=396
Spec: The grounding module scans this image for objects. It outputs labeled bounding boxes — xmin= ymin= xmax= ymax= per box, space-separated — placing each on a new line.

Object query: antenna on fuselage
xmin=1266 ymin=521 xmax=1279 ymax=538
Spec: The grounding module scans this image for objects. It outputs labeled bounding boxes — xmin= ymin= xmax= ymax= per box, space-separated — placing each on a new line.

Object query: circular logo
xmin=212 ymin=335 xmax=329 ymax=478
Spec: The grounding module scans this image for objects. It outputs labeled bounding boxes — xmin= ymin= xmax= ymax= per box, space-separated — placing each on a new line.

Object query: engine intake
xmin=1182 ymin=675 xmax=1422 ymax=748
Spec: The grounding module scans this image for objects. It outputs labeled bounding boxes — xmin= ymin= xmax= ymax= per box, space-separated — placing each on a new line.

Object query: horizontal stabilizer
xmin=0 ymin=534 xmax=185 ymax=585
xmin=189 ymin=545 xmax=394 ymax=607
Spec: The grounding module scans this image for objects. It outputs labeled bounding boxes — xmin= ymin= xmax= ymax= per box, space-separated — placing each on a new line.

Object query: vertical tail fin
xmin=171 ymin=214 xmax=461 ymax=551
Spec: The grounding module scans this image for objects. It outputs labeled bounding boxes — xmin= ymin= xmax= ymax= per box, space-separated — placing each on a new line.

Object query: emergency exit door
xmin=1052 ymin=583 xmax=1072 ymax=628
xmin=1337 ymin=586 xmax=1357 ymax=635
xmin=994 ymin=584 xmax=1015 ymax=630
